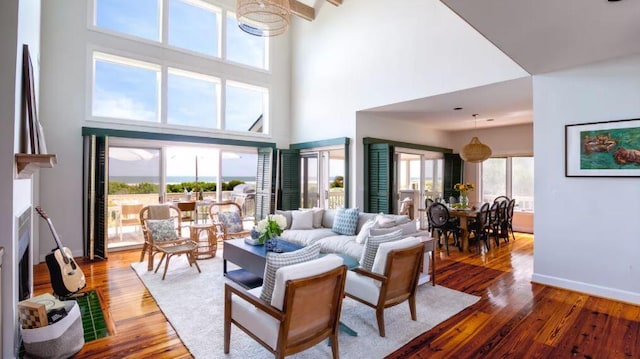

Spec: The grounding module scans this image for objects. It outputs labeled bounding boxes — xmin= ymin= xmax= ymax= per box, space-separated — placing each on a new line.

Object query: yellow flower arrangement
xmin=453 ymin=183 xmax=475 ymax=193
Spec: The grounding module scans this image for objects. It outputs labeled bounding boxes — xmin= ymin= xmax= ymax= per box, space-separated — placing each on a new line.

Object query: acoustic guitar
xmin=35 ymin=206 xmax=86 ymax=297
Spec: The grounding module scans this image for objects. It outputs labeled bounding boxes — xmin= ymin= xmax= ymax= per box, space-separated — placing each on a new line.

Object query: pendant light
xmin=236 ymin=0 xmax=290 ymax=37
xmin=460 ymin=114 xmax=492 ymax=163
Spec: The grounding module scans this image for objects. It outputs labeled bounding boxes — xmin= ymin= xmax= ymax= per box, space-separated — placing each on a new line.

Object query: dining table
xmin=448 ymin=207 xmax=479 ymax=252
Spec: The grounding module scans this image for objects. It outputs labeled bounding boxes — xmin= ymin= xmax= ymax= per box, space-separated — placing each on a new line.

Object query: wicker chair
xmin=208 ymin=201 xmax=252 ymax=241
xmin=139 ymin=204 xmax=201 ymax=279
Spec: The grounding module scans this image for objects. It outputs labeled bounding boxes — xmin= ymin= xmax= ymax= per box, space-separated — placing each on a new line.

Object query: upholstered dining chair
xmin=344 ymin=237 xmax=424 ymax=337
xmin=139 ymin=204 xmax=201 ymax=279
xmin=208 ymin=201 xmax=252 ymax=241
xmin=224 ymin=255 xmax=347 ymax=358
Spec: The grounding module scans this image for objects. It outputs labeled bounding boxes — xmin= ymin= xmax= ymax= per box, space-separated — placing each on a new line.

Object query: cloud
xmin=93 ymin=87 xmax=158 ymax=122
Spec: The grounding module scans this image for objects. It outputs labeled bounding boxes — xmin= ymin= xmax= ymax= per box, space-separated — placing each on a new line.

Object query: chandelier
xmin=236 ymin=0 xmax=291 ymax=37
xmin=460 ymin=114 xmax=492 ymax=163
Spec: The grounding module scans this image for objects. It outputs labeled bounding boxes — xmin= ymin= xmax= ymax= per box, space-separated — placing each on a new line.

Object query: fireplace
xmin=18 ymin=207 xmax=31 ymax=301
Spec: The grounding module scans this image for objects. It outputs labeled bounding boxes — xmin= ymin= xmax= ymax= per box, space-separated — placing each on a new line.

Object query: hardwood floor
xmin=33 ymin=233 xmax=639 ymax=358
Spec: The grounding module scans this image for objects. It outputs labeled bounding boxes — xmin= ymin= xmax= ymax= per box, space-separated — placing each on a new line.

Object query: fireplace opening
xmin=18 ymin=207 xmax=31 ymax=301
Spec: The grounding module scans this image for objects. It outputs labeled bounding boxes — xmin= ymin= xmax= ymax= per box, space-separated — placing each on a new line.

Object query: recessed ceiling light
xmin=487 ymin=118 xmax=494 ymax=122
xmin=453 ymin=107 xmax=463 ymax=111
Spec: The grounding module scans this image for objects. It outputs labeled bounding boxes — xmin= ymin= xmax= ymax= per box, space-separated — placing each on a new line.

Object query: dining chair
xmin=468 ymin=202 xmax=491 ymax=252
xmin=120 ymin=203 xmax=144 ymax=232
xmin=176 ymin=201 xmax=196 ymax=228
xmin=224 ymin=255 xmax=347 ymax=358
xmin=344 ymin=237 xmax=424 ymax=337
xmin=139 ymin=204 xmax=201 ymax=278
xmin=424 ymin=198 xmax=434 ymax=232
xmin=505 ymin=198 xmax=516 ymax=241
xmin=427 ymin=203 xmax=460 ymax=255
xmin=493 ymin=195 xmax=510 ymax=204
xmin=488 ymin=201 xmax=502 ymax=247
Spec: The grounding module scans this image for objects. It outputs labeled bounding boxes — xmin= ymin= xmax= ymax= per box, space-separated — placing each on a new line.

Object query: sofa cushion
xmin=357 ymin=212 xmax=378 ymax=233
xmin=355 ymin=219 xmax=376 ymax=244
xmin=260 ymin=243 xmax=321 ymax=303
xmin=322 ymin=209 xmax=337 ymax=228
xmin=332 ymin=208 xmax=360 ymax=235
xmin=359 ymin=229 xmax=403 ymax=271
xmin=290 ymin=210 xmax=314 ymax=230
xmin=316 ymin=235 xmax=363 ymax=259
xmin=397 ymin=220 xmax=418 ymax=236
xmin=279 ymin=228 xmax=335 ymax=247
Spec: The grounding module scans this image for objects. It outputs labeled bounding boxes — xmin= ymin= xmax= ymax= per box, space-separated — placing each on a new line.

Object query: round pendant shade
xmin=460 ymin=136 xmax=492 ymax=163
xmin=237 ymin=0 xmax=290 ymax=37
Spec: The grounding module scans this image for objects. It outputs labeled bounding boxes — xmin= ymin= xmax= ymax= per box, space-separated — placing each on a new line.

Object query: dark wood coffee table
xmin=223 ymin=238 xmax=304 ymax=289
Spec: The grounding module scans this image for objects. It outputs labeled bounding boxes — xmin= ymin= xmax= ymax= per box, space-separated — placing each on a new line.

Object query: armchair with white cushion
xmin=224 ymin=255 xmax=347 ymax=358
xmin=344 ymin=237 xmax=424 ymax=337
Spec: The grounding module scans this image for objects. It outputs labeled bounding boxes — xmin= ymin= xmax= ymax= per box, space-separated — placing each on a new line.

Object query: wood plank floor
xmin=33 ymin=233 xmax=640 ymax=358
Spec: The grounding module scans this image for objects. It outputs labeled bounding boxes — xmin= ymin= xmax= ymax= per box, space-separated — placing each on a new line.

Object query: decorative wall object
xmin=565 ymin=118 xmax=640 ymax=177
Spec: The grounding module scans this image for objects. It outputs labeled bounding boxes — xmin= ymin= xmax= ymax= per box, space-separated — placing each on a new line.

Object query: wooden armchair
xmin=139 ymin=204 xmax=201 ymax=279
xmin=224 ymin=255 xmax=347 ymax=358
xmin=344 ymin=237 xmax=424 ymax=337
xmin=208 ymin=201 xmax=252 ymax=241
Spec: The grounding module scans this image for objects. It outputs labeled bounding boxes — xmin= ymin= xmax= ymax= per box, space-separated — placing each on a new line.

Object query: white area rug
xmin=131 ymin=254 xmax=479 ymax=359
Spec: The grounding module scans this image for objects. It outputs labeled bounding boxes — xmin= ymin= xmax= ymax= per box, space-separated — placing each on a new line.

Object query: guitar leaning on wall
xmin=35 ymin=206 xmax=86 ymax=297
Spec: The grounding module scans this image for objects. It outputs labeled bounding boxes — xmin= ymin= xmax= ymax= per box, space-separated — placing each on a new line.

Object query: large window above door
xmin=88 ymin=0 xmax=271 ymax=135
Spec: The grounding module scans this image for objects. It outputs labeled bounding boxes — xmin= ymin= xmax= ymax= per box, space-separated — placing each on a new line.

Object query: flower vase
xmin=459 ymin=194 xmax=468 ymax=208
xmin=264 ymin=236 xmax=278 ymax=252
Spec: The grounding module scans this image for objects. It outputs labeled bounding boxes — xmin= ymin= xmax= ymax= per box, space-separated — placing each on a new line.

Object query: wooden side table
xmin=190 ymin=224 xmax=217 ymax=259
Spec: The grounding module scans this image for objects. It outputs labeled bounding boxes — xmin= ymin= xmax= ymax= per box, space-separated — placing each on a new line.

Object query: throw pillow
xmin=359 ymin=229 xmax=402 ymax=271
xmin=355 ymin=219 xmax=377 ymax=244
xmin=299 ymin=208 xmax=325 ymax=228
xmin=332 ymin=208 xmax=360 ymax=235
xmin=218 ymin=211 xmax=243 ymax=233
xmin=290 ymin=210 xmax=314 ymax=230
xmin=260 ymin=243 xmax=321 ymax=303
xmin=145 ymin=219 xmax=178 ymax=242
xmin=374 ymin=213 xmax=397 ymax=228
xmin=275 ymin=210 xmax=293 ymax=230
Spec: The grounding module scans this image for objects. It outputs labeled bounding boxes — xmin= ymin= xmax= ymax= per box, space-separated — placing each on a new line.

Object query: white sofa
xmin=277 ymin=209 xmax=420 ymax=260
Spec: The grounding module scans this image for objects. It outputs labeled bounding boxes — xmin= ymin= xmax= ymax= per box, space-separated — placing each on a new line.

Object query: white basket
xmin=22 ymin=301 xmax=84 ymax=359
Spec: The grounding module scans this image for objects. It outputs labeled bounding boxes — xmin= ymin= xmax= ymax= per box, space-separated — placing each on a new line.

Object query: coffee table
xmin=223 ymin=238 xmax=303 ymax=289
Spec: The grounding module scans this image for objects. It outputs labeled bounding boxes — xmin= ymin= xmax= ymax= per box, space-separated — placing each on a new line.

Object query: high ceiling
xmin=365 ymin=0 xmax=640 ymax=131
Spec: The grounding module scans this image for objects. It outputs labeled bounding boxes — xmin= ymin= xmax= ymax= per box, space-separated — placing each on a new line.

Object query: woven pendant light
xmin=237 ymin=0 xmax=290 ymax=37
xmin=460 ymin=114 xmax=492 ymax=163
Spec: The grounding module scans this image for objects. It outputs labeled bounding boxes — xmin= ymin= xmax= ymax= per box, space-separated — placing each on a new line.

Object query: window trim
xmin=481 ymin=155 xmax=534 ymax=213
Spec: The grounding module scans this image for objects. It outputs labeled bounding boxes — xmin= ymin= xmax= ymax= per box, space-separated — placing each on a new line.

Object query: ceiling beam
xmin=289 ymin=1 xmax=315 ymax=21
xmin=327 ymin=0 xmax=342 ymax=5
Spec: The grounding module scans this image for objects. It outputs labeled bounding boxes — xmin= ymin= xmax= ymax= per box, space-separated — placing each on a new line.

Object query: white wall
xmin=291 ymin=0 xmax=528 ymax=207
xmin=0 ymin=0 xmax=40 ymax=356
xmin=533 ymin=55 xmax=640 ymax=304
xmin=38 ymin=0 xmax=291 ymax=262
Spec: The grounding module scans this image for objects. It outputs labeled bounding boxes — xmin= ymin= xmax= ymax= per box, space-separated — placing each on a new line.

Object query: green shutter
xmin=83 ymin=135 xmax=107 ymax=260
xmin=443 ymin=153 xmax=463 ymax=200
xmin=278 ymin=149 xmax=300 ymax=210
xmin=365 ymin=143 xmax=393 ymax=214
xmin=255 ymin=148 xmax=275 ymax=220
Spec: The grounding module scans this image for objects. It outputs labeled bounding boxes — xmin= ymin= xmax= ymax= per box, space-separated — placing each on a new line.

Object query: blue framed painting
xmin=566 ymin=118 xmax=640 ymax=177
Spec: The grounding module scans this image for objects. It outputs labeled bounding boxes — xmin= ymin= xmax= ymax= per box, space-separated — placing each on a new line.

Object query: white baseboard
xmin=531 ymin=273 xmax=640 ymax=305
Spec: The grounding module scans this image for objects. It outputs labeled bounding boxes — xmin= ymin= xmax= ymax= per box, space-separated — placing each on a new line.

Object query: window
xmin=226 ymin=13 xmax=267 ymax=69
xmin=225 ymin=81 xmax=267 ymax=133
xmin=93 ymin=53 xmax=160 ymax=122
xmin=168 ymin=68 xmax=220 ymax=128
xmin=481 ymin=156 xmax=534 ymax=211
xmin=90 ymin=0 xmax=271 ymax=135
xmin=95 ymin=0 xmax=161 ymax=41
xmin=168 ymin=0 xmax=220 ymax=57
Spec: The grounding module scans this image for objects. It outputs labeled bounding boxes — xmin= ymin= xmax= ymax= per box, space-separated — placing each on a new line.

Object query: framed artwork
xmin=21 ymin=44 xmax=47 ymax=154
xmin=565 ymin=118 xmax=640 ymax=177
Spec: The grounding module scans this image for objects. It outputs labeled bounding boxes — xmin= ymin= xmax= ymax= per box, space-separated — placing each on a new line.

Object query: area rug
xmin=131 ymin=255 xmax=479 ymax=359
